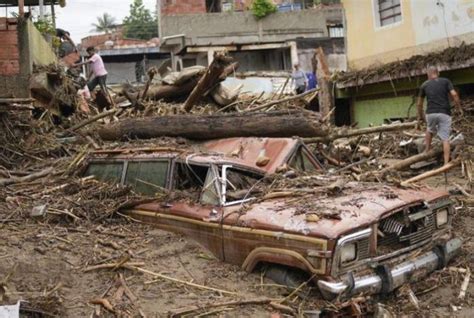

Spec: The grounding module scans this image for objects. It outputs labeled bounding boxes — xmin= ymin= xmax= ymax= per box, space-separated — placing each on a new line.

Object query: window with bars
xmin=328 ymin=24 xmax=344 ymax=38
xmin=375 ymin=0 xmax=402 ymax=27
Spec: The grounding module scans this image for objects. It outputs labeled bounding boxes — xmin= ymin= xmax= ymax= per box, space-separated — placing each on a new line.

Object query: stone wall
xmin=161 ymin=8 xmax=343 ymax=46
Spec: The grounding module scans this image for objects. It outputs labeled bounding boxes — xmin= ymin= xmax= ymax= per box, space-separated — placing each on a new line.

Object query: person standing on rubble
xmin=73 ymin=46 xmax=109 ymax=96
xmin=291 ymin=64 xmax=308 ymax=94
xmin=417 ymin=66 xmax=462 ymax=165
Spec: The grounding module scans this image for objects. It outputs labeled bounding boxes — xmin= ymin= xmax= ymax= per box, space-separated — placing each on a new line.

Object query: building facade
xmin=343 ymin=0 xmax=474 ymax=70
xmin=158 ymin=0 xmax=345 ymax=94
xmin=335 ymin=0 xmax=474 ymax=127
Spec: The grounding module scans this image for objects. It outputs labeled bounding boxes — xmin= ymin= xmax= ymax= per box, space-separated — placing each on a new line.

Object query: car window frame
xmin=220 ymin=164 xmax=262 ymax=207
xmin=84 ymin=158 xmax=173 ymax=191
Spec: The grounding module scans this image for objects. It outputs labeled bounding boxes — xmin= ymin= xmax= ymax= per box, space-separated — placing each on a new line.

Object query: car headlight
xmin=340 ymin=243 xmax=357 ymax=263
xmin=436 ymin=208 xmax=449 ymax=227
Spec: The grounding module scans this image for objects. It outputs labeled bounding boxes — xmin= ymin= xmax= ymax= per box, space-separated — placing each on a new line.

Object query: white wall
xmin=411 ymin=0 xmax=474 ymax=46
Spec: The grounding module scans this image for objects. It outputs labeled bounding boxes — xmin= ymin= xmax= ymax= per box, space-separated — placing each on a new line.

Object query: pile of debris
xmin=0 ymin=49 xmax=473 ymax=317
xmin=335 ymin=42 xmax=474 ymax=87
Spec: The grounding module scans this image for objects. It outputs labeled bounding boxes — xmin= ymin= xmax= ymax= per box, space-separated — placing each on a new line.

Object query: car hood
xmin=223 ymin=183 xmax=448 ymax=239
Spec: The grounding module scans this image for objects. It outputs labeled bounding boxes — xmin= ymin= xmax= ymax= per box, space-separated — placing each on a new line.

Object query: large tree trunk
xmin=97 ymin=110 xmax=329 ymax=141
xmin=183 ymin=52 xmax=234 ymax=112
xmin=141 ymin=79 xmax=199 ymax=101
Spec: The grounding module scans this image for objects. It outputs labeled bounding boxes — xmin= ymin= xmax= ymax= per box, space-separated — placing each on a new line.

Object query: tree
xmin=91 ymin=13 xmax=117 ymax=34
xmin=123 ymin=0 xmax=158 ymax=40
xmin=251 ymin=0 xmax=277 ymax=19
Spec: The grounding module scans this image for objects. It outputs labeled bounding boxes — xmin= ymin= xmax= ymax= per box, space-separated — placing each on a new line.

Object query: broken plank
xmin=401 ymin=158 xmax=461 ymax=187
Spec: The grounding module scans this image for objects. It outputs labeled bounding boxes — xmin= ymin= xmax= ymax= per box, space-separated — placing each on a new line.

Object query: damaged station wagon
xmin=84 ymin=138 xmax=461 ymax=299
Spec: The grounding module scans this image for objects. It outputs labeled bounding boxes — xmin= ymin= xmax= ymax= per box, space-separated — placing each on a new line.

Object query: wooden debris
xmin=97 ymin=110 xmax=328 ymax=141
xmin=0 ymin=167 xmax=54 ymax=186
xmin=90 ymin=298 xmax=115 ymax=313
xmin=401 ymin=158 xmax=461 ymax=186
xmin=169 ymin=298 xmax=272 ymax=317
xmin=243 ymin=88 xmax=318 ymax=113
xmin=183 ymin=51 xmax=234 ymax=112
xmin=127 ymin=265 xmax=238 ymax=296
xmin=83 ymin=261 xmax=145 ymax=272
xmin=458 ymin=269 xmax=471 ymax=300
xmin=304 ymin=121 xmax=417 ymax=143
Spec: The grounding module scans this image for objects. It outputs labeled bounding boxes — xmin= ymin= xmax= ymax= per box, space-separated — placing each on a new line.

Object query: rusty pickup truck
xmin=83 ymin=137 xmax=461 ymax=299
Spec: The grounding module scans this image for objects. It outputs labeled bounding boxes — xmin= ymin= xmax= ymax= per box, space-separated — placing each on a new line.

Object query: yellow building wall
xmin=27 ymin=20 xmax=57 ymax=68
xmin=343 ymin=0 xmax=416 ymax=70
xmin=343 ymin=0 xmax=474 ymax=70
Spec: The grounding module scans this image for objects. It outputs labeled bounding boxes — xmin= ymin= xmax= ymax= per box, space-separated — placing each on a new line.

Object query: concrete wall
xmin=162 ymin=8 xmax=342 ymax=46
xmin=27 ymin=20 xmax=57 ymax=69
xmin=342 ymin=0 xmax=474 ymax=70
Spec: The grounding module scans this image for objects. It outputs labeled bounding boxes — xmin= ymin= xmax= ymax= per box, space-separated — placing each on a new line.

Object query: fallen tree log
xmin=361 ymin=147 xmax=443 ymax=180
xmin=184 ymin=52 xmax=235 ymax=112
xmin=97 ymin=110 xmax=328 ymax=141
xmin=127 ymin=78 xmax=199 ymax=102
xmin=304 ymin=121 xmax=417 ymax=143
xmin=401 ymin=158 xmax=461 ymax=187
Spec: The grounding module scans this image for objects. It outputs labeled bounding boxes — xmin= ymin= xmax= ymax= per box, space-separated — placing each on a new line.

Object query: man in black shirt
xmin=417 ymin=66 xmax=462 ymax=165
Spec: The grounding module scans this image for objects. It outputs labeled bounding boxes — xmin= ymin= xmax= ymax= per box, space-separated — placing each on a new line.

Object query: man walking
xmin=291 ymin=64 xmax=307 ymax=94
xmin=417 ymin=66 xmax=462 ymax=165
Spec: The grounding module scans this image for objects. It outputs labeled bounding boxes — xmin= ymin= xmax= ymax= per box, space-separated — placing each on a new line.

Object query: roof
xmin=337 ymin=42 xmax=474 ymax=89
xmin=0 ymin=0 xmax=60 ymax=6
xmin=201 ymin=138 xmax=299 ymax=174
xmin=87 ymin=137 xmax=301 ymax=175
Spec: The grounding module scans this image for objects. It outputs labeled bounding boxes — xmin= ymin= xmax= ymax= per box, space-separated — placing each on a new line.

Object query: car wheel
xmin=263 ymin=264 xmax=310 ymax=290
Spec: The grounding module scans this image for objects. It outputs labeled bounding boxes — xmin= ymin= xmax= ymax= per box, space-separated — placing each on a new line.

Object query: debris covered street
xmin=0 ymin=0 xmax=473 ymax=317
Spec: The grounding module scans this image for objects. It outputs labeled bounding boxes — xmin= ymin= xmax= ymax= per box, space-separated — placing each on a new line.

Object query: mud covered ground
xmin=0 ymin=166 xmax=472 ymax=317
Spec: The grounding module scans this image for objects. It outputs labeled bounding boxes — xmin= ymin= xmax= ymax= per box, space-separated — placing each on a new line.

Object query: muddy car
xmin=83 ymin=137 xmax=461 ymax=300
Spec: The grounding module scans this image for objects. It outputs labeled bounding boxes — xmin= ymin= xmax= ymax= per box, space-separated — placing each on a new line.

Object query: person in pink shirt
xmin=74 ymin=46 xmax=108 ymax=94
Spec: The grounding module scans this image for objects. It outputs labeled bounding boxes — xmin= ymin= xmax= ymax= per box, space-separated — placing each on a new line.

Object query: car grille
xmin=378 ymin=207 xmax=435 ymax=249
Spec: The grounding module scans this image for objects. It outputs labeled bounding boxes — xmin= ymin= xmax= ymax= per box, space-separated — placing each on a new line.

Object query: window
xmin=328 ymin=24 xmax=344 ymax=38
xmin=374 ymin=0 xmax=402 ymax=27
xmin=85 ymin=162 xmax=124 ymax=183
xmin=376 ymin=0 xmax=402 ymax=27
xmin=172 ymin=162 xmax=222 ymax=205
xmin=289 ymin=147 xmax=321 ymax=172
xmin=201 ymin=166 xmax=221 ymax=206
xmin=223 ymin=168 xmax=261 ymax=204
xmin=206 ymin=0 xmax=221 ymax=12
xmin=124 ymin=161 xmax=169 ymax=195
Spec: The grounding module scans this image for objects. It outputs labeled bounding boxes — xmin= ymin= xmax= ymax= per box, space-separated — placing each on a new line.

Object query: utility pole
xmin=39 ymin=0 xmax=44 ymax=19
xmin=157 ymin=0 xmax=162 ymax=39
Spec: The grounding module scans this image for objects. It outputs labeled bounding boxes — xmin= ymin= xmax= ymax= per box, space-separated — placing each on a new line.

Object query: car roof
xmin=87 ymin=137 xmax=302 ymax=175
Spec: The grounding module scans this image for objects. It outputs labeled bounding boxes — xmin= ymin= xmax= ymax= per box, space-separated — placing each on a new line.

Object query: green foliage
xmin=123 ymin=0 xmax=158 ymax=40
xmin=33 ymin=15 xmax=55 ymax=35
xmin=91 ymin=13 xmax=117 ymax=34
xmin=251 ymin=0 xmax=277 ymax=19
